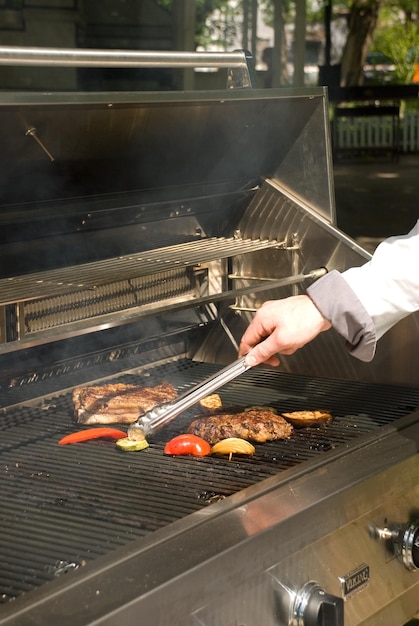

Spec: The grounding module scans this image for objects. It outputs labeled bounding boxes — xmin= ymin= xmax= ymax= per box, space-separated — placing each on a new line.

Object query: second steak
xmin=187 ymin=409 xmax=293 ymax=444
xmin=73 ymin=381 xmax=178 ymax=424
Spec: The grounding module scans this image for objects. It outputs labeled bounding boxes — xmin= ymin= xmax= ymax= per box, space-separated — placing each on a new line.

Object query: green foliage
xmin=195 ymin=1 xmax=242 ymax=48
xmin=154 ymin=0 xmax=240 ymax=47
xmin=154 ymin=0 xmax=171 ymax=9
xmin=372 ymin=13 xmax=418 ymax=83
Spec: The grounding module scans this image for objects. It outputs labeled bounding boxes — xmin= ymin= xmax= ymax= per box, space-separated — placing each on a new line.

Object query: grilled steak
xmin=73 ymin=381 xmax=178 ymax=424
xmin=187 ymin=409 xmax=293 ymax=444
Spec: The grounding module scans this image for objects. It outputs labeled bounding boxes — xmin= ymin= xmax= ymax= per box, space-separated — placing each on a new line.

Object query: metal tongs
xmin=127 ymin=357 xmax=250 ymax=440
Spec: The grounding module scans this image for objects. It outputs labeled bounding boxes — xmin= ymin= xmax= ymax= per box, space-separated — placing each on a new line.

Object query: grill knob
xmin=401 ymin=522 xmax=419 ymax=569
xmin=370 ymin=520 xmax=419 ymax=570
xmin=292 ymin=581 xmax=344 ymax=626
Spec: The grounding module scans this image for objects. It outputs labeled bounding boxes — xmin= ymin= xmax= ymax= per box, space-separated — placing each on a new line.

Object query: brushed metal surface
xmin=0 ymin=413 xmax=417 ymax=625
xmin=0 ymin=47 xmax=249 ymax=69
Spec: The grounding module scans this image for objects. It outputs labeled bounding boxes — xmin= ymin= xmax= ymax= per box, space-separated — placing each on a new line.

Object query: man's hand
xmin=238 ymin=295 xmax=331 ymax=367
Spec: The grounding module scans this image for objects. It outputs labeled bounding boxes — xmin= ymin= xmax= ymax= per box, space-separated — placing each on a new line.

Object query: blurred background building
xmin=0 ymin=0 xmax=341 ymax=90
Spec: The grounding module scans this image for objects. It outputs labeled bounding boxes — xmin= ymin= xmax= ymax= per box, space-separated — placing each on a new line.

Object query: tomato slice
xmin=164 ymin=434 xmax=211 ymax=457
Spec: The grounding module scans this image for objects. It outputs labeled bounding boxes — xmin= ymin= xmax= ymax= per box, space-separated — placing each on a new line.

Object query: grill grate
xmin=0 ymin=237 xmax=282 ymax=305
xmin=1 ymin=358 xmax=419 ymax=603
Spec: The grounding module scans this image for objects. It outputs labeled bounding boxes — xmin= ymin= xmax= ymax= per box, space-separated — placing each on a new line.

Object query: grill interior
xmin=0 ymin=236 xmax=282 ymax=345
xmin=1 ymin=358 xmax=419 ymax=604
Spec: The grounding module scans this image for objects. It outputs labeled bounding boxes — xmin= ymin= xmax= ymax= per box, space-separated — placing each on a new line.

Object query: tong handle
xmin=134 ymin=357 xmax=250 ymax=437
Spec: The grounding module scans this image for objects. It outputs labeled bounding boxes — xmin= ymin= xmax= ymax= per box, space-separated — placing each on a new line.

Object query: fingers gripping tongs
xmin=127 ymin=357 xmax=250 ymax=441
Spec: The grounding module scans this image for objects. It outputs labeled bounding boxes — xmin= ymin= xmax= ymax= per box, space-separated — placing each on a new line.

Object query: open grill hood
xmin=0 ymin=88 xmax=334 ymax=217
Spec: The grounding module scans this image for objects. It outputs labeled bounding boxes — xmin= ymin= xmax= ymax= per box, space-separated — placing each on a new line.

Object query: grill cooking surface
xmin=1 ymin=358 xmax=419 ymax=604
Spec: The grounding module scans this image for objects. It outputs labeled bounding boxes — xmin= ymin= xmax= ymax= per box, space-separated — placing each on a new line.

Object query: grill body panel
xmin=0 ymin=360 xmax=419 ymax=625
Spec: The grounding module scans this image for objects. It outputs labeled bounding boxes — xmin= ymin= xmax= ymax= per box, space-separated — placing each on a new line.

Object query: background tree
xmin=260 ymin=0 xmax=291 ymax=85
xmin=156 ymin=0 xmax=238 ymax=48
xmin=159 ymin=0 xmax=418 ymax=87
xmin=340 ymin=0 xmax=381 ymax=85
xmin=195 ymin=1 xmax=242 ymax=49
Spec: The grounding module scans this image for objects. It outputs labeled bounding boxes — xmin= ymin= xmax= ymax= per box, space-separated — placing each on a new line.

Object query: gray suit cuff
xmin=306 ymin=270 xmax=376 ymax=362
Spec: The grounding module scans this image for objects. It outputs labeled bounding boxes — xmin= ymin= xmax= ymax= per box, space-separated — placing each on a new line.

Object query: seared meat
xmin=187 ymin=409 xmax=293 ymax=444
xmin=73 ymin=381 xmax=178 ymax=424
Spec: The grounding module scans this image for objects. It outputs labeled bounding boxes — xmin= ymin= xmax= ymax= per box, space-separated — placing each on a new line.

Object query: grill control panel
xmin=371 ymin=519 xmax=419 ymax=570
xmin=292 ymin=581 xmax=344 ymax=626
xmin=271 ymin=577 xmax=345 ymax=626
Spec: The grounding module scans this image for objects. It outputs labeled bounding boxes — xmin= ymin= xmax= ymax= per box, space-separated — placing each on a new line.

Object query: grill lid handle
xmin=127 ymin=357 xmax=250 ymax=440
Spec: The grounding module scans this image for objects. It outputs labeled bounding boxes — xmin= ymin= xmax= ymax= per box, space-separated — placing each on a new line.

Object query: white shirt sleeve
xmin=307 ymin=220 xmax=419 ymax=362
xmin=342 ymin=220 xmax=419 ymax=339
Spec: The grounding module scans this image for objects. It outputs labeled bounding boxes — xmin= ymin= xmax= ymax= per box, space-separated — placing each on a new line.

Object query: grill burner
xmin=1 ymin=359 xmax=419 ymax=604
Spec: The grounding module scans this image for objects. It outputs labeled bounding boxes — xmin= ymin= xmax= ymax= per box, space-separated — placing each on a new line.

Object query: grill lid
xmin=0 ymin=88 xmax=334 ymax=222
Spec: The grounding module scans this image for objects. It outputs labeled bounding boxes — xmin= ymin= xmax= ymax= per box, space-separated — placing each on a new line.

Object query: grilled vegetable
xmin=211 ymin=437 xmax=255 ymax=460
xmin=199 ymin=394 xmax=223 ymax=414
xmin=281 ymin=410 xmax=332 ymax=428
xmin=58 ymin=427 xmax=127 ymax=445
xmin=116 ymin=437 xmax=149 ymax=451
xmin=164 ymin=434 xmax=211 ymax=457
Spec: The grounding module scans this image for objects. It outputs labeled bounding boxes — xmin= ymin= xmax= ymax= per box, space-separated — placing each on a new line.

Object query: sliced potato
xmin=281 ymin=410 xmax=332 ymax=428
xmin=199 ymin=394 xmax=223 ymax=414
xmin=116 ymin=437 xmax=149 ymax=451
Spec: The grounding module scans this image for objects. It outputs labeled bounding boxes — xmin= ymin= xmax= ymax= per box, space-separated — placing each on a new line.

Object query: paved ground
xmin=333 ymin=153 xmax=419 ymax=252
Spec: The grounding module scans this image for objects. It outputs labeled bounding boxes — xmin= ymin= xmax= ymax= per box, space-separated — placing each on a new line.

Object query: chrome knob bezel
xmin=291 ymin=581 xmax=324 ymax=626
xmin=401 ymin=521 xmax=419 ymax=570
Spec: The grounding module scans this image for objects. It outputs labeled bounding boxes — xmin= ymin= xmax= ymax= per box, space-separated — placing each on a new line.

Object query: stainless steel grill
xmin=1 ymin=360 xmax=419 ymax=605
xmin=0 ymin=48 xmax=418 ymax=626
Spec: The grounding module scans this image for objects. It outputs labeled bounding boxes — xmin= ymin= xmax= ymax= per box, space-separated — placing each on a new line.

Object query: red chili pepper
xmin=164 ymin=434 xmax=211 ymax=457
xmin=58 ymin=428 xmax=128 ymax=445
